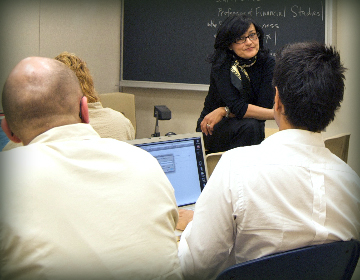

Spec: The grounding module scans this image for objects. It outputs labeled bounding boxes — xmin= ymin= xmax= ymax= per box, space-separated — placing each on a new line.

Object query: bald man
xmin=0 ymin=57 xmax=182 ymax=280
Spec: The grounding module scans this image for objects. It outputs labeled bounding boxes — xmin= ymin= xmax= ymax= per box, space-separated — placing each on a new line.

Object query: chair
xmin=100 ymin=92 xmax=136 ymax=132
xmin=324 ymin=133 xmax=350 ymax=163
xmin=206 ymin=152 xmax=224 ymax=178
xmin=205 ymin=128 xmax=278 ymax=177
xmin=265 ymin=127 xmax=279 ymax=138
xmin=215 ymin=240 xmax=360 ymax=280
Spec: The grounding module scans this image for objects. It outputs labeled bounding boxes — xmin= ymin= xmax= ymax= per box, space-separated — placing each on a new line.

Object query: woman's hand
xmin=200 ymin=107 xmax=227 ymax=136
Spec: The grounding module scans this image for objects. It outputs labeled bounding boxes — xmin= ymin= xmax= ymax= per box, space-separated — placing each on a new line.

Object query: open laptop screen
xmin=126 ymin=133 xmax=208 ymax=206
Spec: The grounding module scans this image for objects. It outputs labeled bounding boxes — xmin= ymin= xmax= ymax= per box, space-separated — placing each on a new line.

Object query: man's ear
xmin=1 ymin=118 xmax=22 ymax=143
xmin=80 ymin=96 xmax=89 ymax=124
xmin=274 ymin=87 xmax=284 ymax=114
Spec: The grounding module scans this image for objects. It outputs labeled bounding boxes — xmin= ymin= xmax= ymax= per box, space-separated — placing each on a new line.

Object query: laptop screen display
xmin=127 ymin=133 xmax=207 ymax=206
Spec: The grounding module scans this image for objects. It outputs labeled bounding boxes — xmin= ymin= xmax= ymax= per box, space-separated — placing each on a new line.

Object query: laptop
xmin=126 ymin=132 xmax=208 ymax=207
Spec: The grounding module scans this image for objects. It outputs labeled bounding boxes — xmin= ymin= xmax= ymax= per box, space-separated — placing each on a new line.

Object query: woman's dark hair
xmin=208 ymin=15 xmax=269 ymax=67
xmin=272 ymin=41 xmax=346 ymax=132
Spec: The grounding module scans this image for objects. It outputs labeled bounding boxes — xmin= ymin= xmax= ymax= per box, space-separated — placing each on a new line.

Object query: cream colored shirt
xmin=88 ymin=101 xmax=135 ymax=141
xmin=0 ymin=124 xmax=182 ymax=280
xmin=178 ymin=129 xmax=360 ymax=280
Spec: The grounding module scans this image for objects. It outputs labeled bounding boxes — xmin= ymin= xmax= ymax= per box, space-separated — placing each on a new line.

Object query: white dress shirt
xmin=1 ymin=124 xmax=182 ymax=280
xmin=178 ymin=129 xmax=360 ymax=280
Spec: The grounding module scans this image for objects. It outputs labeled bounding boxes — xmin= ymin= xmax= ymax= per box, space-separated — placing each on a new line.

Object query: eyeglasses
xmin=234 ymin=32 xmax=260 ymax=44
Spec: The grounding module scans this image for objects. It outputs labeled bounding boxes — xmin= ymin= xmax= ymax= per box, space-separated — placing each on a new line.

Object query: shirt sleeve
xmin=211 ymin=64 xmax=249 ymax=119
xmin=178 ymin=153 xmax=237 ymax=280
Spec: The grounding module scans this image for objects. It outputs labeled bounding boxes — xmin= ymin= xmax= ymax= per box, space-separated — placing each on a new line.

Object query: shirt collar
xmin=29 ymin=123 xmax=100 ymax=145
xmin=262 ymin=129 xmax=325 ymax=148
xmin=87 ymin=102 xmax=103 ymax=109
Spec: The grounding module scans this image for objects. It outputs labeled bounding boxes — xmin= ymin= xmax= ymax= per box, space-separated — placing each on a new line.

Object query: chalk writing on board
xmin=208 ymin=2 xmax=324 ymax=53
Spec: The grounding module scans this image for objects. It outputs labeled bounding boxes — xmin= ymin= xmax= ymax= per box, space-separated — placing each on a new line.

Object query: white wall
xmin=39 ymin=0 xmax=121 ymax=93
xmin=0 ymin=0 xmax=121 ymax=96
xmin=122 ymin=87 xmax=207 ymax=138
xmin=322 ymin=0 xmax=360 ymax=174
xmin=0 ymin=0 xmax=40 ymax=88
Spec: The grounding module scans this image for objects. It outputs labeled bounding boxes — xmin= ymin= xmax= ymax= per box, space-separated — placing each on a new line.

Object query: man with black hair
xmin=178 ymin=42 xmax=360 ymax=280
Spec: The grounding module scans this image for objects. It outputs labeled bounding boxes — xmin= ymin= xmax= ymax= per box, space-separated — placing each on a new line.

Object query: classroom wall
xmin=325 ymin=0 xmax=360 ymax=174
xmin=0 ymin=0 xmax=121 ymax=95
xmin=0 ymin=0 xmax=359 ymax=175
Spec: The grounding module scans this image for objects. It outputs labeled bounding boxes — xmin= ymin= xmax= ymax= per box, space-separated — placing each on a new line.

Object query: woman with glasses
xmin=196 ymin=15 xmax=275 ymax=153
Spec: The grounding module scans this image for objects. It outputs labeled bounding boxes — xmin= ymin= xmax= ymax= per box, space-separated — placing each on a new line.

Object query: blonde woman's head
xmin=54 ymin=52 xmax=100 ymax=103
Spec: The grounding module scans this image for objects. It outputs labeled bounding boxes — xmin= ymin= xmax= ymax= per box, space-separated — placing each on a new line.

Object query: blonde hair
xmin=54 ymin=52 xmax=100 ymax=103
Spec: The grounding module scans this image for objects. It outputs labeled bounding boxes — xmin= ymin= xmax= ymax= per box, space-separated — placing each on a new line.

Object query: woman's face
xmin=229 ymin=24 xmax=259 ymax=59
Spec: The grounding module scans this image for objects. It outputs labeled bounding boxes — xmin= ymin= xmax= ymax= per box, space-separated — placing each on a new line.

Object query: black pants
xmin=196 ymin=117 xmax=265 ymax=153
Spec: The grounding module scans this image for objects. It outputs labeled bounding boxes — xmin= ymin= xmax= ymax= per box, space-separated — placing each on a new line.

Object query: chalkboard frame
xmin=120 ymin=0 xmax=334 ymax=91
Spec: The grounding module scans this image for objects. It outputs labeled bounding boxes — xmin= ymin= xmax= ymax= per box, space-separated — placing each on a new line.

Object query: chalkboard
xmin=121 ymin=0 xmax=331 ymax=90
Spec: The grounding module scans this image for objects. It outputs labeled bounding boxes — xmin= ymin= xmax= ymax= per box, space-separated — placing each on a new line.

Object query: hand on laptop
xmin=176 ymin=209 xmax=194 ymax=231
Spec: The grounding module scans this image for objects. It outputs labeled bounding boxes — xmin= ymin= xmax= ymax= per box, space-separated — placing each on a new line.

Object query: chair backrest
xmin=205 ymin=131 xmax=351 ymax=177
xmin=205 ymin=127 xmax=278 ymax=177
xmin=205 ymin=152 xmax=224 ymax=178
xmin=265 ymin=127 xmax=279 ymax=138
xmin=100 ymin=92 xmax=136 ymax=132
xmin=215 ymin=240 xmax=360 ymax=280
xmin=324 ymin=133 xmax=350 ymax=163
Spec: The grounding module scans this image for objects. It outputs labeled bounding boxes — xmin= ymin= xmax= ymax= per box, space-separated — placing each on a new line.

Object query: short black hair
xmin=272 ymin=42 xmax=346 ymax=132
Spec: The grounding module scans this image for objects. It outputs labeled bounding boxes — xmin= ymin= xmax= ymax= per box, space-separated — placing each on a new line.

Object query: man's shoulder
xmin=226 ymin=144 xmax=263 ymax=156
xmin=221 ymin=144 xmax=264 ymax=166
xmin=1 ymin=136 xmax=155 ymax=165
